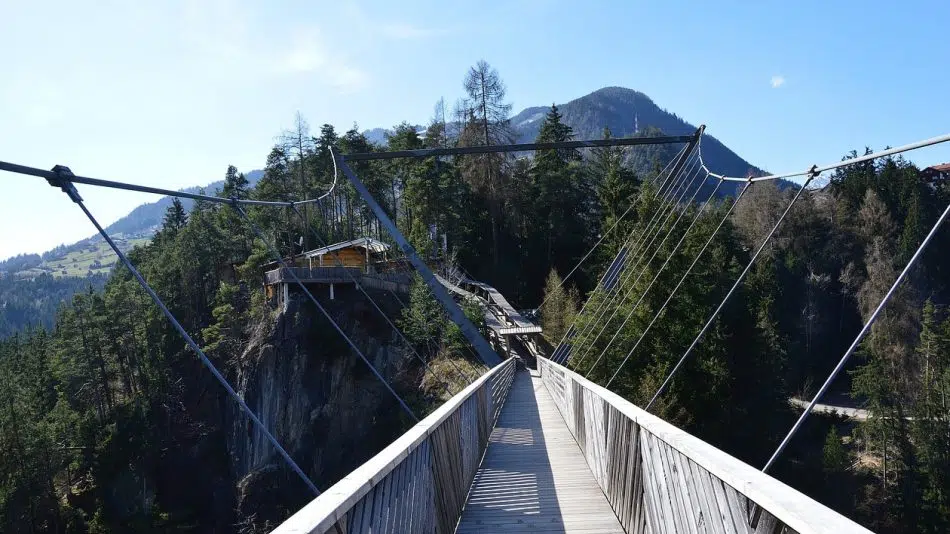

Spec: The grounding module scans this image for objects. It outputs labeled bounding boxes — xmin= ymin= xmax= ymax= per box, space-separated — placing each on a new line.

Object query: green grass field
xmin=18 ymin=235 xmax=150 ymax=279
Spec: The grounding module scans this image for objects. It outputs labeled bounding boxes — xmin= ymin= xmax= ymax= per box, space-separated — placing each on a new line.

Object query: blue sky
xmin=2 ymin=0 xmax=949 ymax=260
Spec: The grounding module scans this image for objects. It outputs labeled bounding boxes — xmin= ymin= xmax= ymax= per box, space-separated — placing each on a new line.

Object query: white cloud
xmin=380 ymin=22 xmax=444 ymax=40
xmin=770 ymin=75 xmax=786 ymax=89
xmin=274 ymin=31 xmax=369 ymax=93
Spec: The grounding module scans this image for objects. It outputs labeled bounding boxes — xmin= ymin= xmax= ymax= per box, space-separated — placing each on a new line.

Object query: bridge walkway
xmin=456 ymin=370 xmax=624 ymax=533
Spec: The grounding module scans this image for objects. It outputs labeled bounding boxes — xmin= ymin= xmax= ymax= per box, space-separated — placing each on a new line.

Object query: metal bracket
xmin=47 ymin=165 xmax=83 ymax=203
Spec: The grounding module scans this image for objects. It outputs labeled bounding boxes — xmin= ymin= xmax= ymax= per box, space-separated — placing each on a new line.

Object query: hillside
xmin=0 ymin=170 xmax=263 ymax=281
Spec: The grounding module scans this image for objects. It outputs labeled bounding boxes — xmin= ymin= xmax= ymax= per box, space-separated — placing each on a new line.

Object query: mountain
xmin=104 ymin=169 xmax=264 ymax=236
xmin=510 ymin=87 xmax=763 ymax=179
xmin=0 ymin=170 xmax=263 ymax=281
xmin=365 ymin=87 xmax=763 ymax=194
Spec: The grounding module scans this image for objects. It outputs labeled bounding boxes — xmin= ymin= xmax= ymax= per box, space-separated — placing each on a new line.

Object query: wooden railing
xmin=537 ymin=357 xmax=872 ymax=534
xmin=273 ymin=358 xmax=516 ymax=534
xmin=264 ymin=267 xmax=363 ymax=285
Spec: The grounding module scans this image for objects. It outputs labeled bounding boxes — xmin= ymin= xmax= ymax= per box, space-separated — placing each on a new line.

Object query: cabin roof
xmin=303 ymin=237 xmax=391 ymax=258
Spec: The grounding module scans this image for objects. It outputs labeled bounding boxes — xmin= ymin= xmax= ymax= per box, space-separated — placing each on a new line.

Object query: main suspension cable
xmin=42 ymin=166 xmax=321 ymax=496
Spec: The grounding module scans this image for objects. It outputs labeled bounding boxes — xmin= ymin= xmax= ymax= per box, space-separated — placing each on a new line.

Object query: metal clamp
xmin=47 ymin=165 xmax=83 ymax=203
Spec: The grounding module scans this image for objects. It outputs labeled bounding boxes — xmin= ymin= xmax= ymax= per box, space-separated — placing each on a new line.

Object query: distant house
xmin=921 ymin=163 xmax=950 ymax=186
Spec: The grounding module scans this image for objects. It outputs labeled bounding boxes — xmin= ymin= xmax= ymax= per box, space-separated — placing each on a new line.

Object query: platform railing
xmin=264 ymin=267 xmax=363 ymax=285
xmin=537 ymin=356 xmax=872 ymax=534
xmin=273 ymin=358 xmax=516 ymax=534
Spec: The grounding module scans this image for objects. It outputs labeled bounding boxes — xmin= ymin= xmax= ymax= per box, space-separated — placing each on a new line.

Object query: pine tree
xmin=539 ymin=269 xmax=579 ymax=343
xmin=457 ymin=60 xmax=514 ymax=267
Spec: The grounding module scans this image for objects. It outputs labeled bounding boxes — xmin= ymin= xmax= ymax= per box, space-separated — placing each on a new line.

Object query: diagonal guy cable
xmin=539 ymin=143 xmax=688 ymax=316
xmin=602 ymin=179 xmax=753 ymax=389
xmin=550 ymin=145 xmax=688 ymax=363
xmin=763 ymin=199 xmax=950 ymax=473
xmin=558 ymin=150 xmax=699 ymax=364
xmin=585 ymin=176 xmax=724 ymax=379
xmin=637 ymin=170 xmax=816 ymax=400
xmin=288 ymin=203 xmax=473 ymax=392
xmin=572 ymin=158 xmax=707 ymax=370
xmin=233 ymin=203 xmax=419 ymax=423
xmin=43 ymin=165 xmax=321 ymax=497
xmin=569 ymin=154 xmax=703 ymax=367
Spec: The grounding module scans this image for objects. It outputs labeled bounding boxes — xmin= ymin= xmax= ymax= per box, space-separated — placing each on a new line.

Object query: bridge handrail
xmin=274 ymin=357 xmax=516 ymax=534
xmin=537 ymin=356 xmax=871 ymax=534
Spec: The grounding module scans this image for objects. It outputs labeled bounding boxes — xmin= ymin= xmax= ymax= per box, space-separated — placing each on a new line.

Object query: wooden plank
xmin=685 ymin=457 xmax=726 ymax=534
xmin=457 ymin=371 xmax=624 ymax=533
xmin=666 ymin=442 xmax=701 ymax=534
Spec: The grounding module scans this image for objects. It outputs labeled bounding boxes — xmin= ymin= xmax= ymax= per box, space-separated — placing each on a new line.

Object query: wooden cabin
xmin=263 ymin=238 xmax=395 ymax=307
xmin=303 ymin=238 xmax=391 ymax=272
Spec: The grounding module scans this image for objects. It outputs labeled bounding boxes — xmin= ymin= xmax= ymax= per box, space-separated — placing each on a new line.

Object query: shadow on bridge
xmin=456 ymin=371 xmax=624 ymax=533
xmin=456 ymin=371 xmax=563 ymax=532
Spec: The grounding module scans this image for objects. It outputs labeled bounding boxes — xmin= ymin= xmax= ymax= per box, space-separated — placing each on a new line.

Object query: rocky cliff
xmin=227 ymin=286 xmax=418 ymax=527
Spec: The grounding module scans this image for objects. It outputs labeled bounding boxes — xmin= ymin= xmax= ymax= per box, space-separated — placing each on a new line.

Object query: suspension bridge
xmin=2 ymin=126 xmax=948 ymax=533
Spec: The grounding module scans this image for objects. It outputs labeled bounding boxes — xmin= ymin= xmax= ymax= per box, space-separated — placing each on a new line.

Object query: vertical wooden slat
xmin=640 ymin=429 xmax=668 ymax=534
xmin=665 ymin=443 xmax=700 ymax=534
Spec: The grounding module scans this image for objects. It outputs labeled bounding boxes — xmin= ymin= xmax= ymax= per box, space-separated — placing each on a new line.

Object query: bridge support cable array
xmin=336 ymin=158 xmax=502 ymax=367
xmin=553 ymin=144 xmax=699 ymax=364
xmin=288 ymin=203 xmax=473 ymax=396
xmin=537 ymin=142 xmax=689 ymax=315
xmin=764 ymin=198 xmax=950 ymax=473
xmin=566 ymin=150 xmax=704 ymax=367
xmin=584 ymin=176 xmax=725 ymax=379
xmin=575 ymin=153 xmax=706 ymax=368
xmin=636 ymin=172 xmax=816 ymax=397
xmin=570 ymin=155 xmax=710 ymax=370
xmin=234 ymin=204 xmax=420 ymax=422
xmin=42 ymin=166 xmax=322 ymax=497
xmin=549 ymin=140 xmax=696 ymax=363
xmin=598 ymin=178 xmax=753 ymax=390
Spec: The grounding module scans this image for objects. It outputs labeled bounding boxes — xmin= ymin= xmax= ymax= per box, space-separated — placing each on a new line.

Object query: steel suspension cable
xmin=42 ymin=167 xmax=321 ymax=496
xmin=571 ymin=158 xmax=708 ymax=370
xmin=637 ymin=171 xmax=816 ymax=399
xmin=763 ymin=199 xmax=950 ymax=473
xmin=307 ymin=149 xmax=487 ymax=377
xmin=601 ymin=180 xmax=753 ymax=389
xmin=585 ymin=176 xmax=724 ymax=379
xmin=550 ymin=146 xmax=690 ymax=363
xmin=288 ymin=205 xmax=469 ymax=396
xmin=233 ymin=204 xmax=420 ymax=422
xmin=538 ymin=144 xmax=688 ymax=313
xmin=567 ymin=153 xmax=703 ymax=366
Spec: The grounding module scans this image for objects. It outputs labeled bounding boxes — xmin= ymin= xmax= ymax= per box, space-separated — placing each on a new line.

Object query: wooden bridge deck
xmin=456 ymin=370 xmax=624 ymax=533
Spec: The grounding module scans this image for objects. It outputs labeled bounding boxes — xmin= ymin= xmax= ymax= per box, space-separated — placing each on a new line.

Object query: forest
xmin=0 ymin=60 xmax=948 ymax=533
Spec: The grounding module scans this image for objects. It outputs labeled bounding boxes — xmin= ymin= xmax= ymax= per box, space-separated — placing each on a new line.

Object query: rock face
xmin=228 ymin=286 xmax=415 ymax=524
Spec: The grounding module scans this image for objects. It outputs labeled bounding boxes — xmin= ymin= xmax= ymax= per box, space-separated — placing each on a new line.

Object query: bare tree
xmin=278 ymin=112 xmax=315 ymax=249
xmin=457 ymin=60 xmax=515 ymax=266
